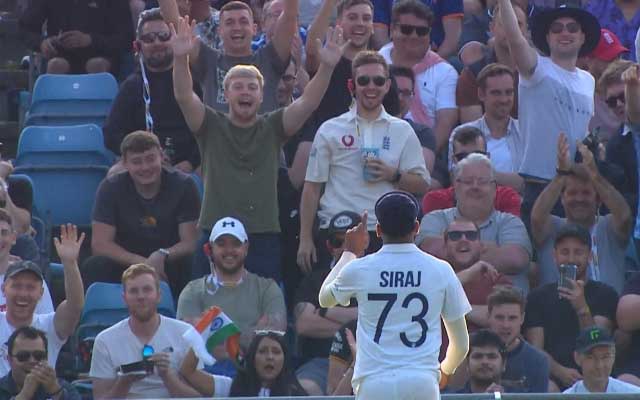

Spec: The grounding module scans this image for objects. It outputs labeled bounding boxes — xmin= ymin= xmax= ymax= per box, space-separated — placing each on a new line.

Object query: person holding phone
xmin=523 ymin=224 xmax=618 ymax=392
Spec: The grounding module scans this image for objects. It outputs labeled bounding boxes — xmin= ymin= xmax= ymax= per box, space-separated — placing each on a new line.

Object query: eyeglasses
xmin=356 ymin=75 xmax=387 ymax=87
xmin=605 ymin=93 xmax=625 ymax=108
xmin=255 ymin=329 xmax=286 ymax=336
xmin=446 ymin=230 xmax=480 ymax=241
xmin=281 ymin=74 xmax=296 ymax=83
xmin=549 ymin=21 xmax=581 ymax=34
xmin=453 ymin=150 xmax=488 ymax=162
xmin=397 ymin=24 xmax=431 ymax=37
xmin=455 ymin=177 xmax=495 ymax=186
xmin=139 ymin=31 xmax=172 ymax=44
xmin=12 ymin=350 xmax=47 ymax=362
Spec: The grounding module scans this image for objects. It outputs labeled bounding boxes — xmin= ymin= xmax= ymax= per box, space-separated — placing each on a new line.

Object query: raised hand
xmin=577 ymin=141 xmax=598 ymax=178
xmin=169 ymin=16 xmax=197 ymax=58
xmin=317 ymin=26 xmax=350 ymax=69
xmin=557 ymin=132 xmax=571 ymax=172
xmin=622 ymin=64 xmax=640 ymax=87
xmin=53 ymin=224 xmax=85 ymax=265
xmin=344 ymin=211 xmax=369 ymax=257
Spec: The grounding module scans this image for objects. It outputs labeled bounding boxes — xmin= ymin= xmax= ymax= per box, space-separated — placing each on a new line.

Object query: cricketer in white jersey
xmin=319 ymin=191 xmax=471 ymax=400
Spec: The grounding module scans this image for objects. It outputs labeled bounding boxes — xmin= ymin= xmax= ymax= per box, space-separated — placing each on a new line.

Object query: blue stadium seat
xmin=25 ymin=73 xmax=118 ymax=127
xmin=16 ymin=124 xmax=113 ymax=167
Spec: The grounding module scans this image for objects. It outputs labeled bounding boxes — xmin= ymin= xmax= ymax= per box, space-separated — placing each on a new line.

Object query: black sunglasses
xmin=140 ymin=31 xmax=172 ymax=44
xmin=453 ymin=150 xmax=488 ymax=162
xmin=12 ymin=350 xmax=47 ymax=362
xmin=549 ymin=21 xmax=581 ymax=34
xmin=356 ymin=75 xmax=387 ymax=87
xmin=605 ymin=93 xmax=625 ymax=108
xmin=446 ymin=230 xmax=479 ymax=241
xmin=398 ymin=24 xmax=430 ymax=37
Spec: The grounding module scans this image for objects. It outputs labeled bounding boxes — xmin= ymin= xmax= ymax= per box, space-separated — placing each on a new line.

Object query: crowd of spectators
xmin=7 ymin=0 xmax=640 ymax=397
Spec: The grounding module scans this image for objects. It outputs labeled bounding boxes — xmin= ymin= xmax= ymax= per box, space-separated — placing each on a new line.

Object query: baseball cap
xmin=328 ymin=211 xmax=362 ymax=238
xmin=575 ymin=326 xmax=614 ymax=353
xmin=4 ymin=261 xmax=44 ymax=282
xmin=589 ymin=29 xmax=629 ymax=62
xmin=209 ymin=217 xmax=248 ymax=243
xmin=375 ymin=191 xmax=419 ymax=237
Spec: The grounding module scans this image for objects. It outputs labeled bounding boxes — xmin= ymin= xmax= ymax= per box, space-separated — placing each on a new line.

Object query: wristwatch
xmin=158 ymin=248 xmax=171 ymax=258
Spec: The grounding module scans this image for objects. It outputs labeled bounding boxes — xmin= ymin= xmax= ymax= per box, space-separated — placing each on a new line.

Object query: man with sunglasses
xmin=497 ymin=0 xmax=600 ymax=233
xmin=0 ymin=327 xmax=79 ymax=400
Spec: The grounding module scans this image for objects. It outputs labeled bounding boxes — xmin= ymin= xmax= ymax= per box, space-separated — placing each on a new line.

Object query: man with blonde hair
xmin=171 ymin=15 xmax=348 ymax=281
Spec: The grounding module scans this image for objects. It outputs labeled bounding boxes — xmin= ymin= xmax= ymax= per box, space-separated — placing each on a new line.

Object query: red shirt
xmin=422 ymin=186 xmax=522 ymax=217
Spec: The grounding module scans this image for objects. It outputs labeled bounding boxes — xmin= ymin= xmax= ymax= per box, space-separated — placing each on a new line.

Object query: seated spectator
xmin=177 ymin=217 xmax=286 ymax=373
xmin=180 ymin=330 xmax=307 ymax=396
xmin=424 ymin=126 xmax=522 ymax=215
xmin=103 ymin=8 xmax=202 ymax=175
xmin=531 ymin=133 xmax=631 ymax=293
xmin=83 ymin=131 xmax=200 ymax=299
xmin=487 ymin=285 xmax=550 ymax=393
xmin=617 ymin=272 xmax=640 ymax=387
xmin=0 ymin=225 xmax=84 ymax=376
xmin=326 ymin=320 xmax=356 ymax=395
xmin=450 ymin=64 xmax=524 ymax=193
xmin=564 ymin=326 xmax=640 ymax=393
xmin=0 ymin=327 xmax=79 ymax=400
xmin=0 ymin=210 xmax=53 ymax=313
xmin=584 ymin=0 xmax=639 ymax=62
xmin=293 ymin=211 xmax=359 ymax=395
xmin=454 ymin=329 xmax=514 ymax=394
xmin=90 ymin=264 xmax=200 ymax=399
xmin=456 ymin=2 xmax=527 ymax=122
xmin=378 ymin=0 xmax=459 ymax=151
xmin=418 ymin=153 xmax=531 ymax=292
xmin=524 ymin=224 xmax=618 ymax=392
xmin=18 ymin=0 xmax=134 ymax=74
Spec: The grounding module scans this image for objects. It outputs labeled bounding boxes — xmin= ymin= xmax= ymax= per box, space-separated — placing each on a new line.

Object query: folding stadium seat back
xmin=16 ymin=124 xmax=112 ymax=167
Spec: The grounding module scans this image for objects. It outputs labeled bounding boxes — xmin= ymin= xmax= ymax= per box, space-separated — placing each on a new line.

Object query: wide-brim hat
xmin=531 ymin=3 xmax=600 ymax=57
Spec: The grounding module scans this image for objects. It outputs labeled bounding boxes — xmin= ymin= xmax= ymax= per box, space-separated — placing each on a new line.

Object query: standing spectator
xmin=532 ymin=133 xmax=631 ymax=293
xmin=379 ymin=0 xmax=459 ymax=151
xmin=418 ymin=154 xmax=531 ymax=293
xmin=0 ymin=327 xmax=80 ymax=400
xmin=19 ymin=0 xmax=134 ymax=74
xmin=90 ymin=264 xmax=201 ymax=399
xmin=455 ymin=330 xmax=513 ymax=394
xmin=584 ymin=0 xmax=640 ymax=61
xmin=297 ymin=51 xmax=430 ymax=273
xmin=497 ymin=0 xmax=600 ymax=231
xmin=487 ymin=285 xmax=550 ymax=393
xmin=564 ymin=326 xmax=640 ymax=393
xmin=524 ymin=224 xmax=618 ymax=391
xmin=617 ymin=272 xmax=640 ymax=387
xmin=372 ymin=0 xmax=463 ymax=59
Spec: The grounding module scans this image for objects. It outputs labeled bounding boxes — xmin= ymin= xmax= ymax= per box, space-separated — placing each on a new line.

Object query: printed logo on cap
xmin=333 ymin=215 xmax=354 ymax=229
xmin=603 ymin=31 xmax=614 ymax=45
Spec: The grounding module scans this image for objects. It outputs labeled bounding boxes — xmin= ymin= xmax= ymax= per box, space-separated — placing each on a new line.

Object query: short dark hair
xmin=477 ymin=63 xmax=515 ymax=90
xmin=391 ymin=0 xmax=433 ymax=27
xmin=554 ymin=223 xmax=592 ymax=250
xmin=220 ymin=1 xmax=254 ymax=20
xmin=7 ymin=326 xmax=48 ymax=358
xmin=352 ymin=50 xmax=389 ymax=78
xmin=469 ymin=329 xmax=506 ymax=358
xmin=136 ymin=7 xmax=166 ymax=39
xmin=487 ymin=285 xmax=525 ymax=314
xmin=337 ymin=0 xmax=373 ymax=17
xmin=389 ymin=65 xmax=415 ymax=87
xmin=120 ymin=131 xmax=162 ymax=159
xmin=452 ymin=126 xmax=486 ymax=148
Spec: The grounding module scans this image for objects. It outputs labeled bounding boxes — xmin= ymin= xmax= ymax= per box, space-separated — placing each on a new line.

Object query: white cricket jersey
xmin=327 ymin=243 xmax=471 ymax=384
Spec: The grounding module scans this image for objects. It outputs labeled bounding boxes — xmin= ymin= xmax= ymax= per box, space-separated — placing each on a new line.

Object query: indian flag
xmin=195 ymin=306 xmax=241 ymax=362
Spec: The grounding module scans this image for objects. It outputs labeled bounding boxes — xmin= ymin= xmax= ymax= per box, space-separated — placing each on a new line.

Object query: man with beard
xmin=531 ymin=133 xmax=631 ymax=293
xmin=90 ymin=264 xmax=201 ymax=399
xmin=103 ymin=8 xmax=202 ymax=175
xmin=455 ymin=329 xmax=513 ymax=394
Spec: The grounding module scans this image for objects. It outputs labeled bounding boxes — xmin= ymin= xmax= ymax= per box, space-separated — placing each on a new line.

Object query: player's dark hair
xmin=389 ymin=65 xmax=415 ymax=88
xmin=469 ymin=329 xmax=506 ymax=358
xmin=487 ymin=285 xmax=525 ymax=313
xmin=7 ymin=326 xmax=48 ymax=357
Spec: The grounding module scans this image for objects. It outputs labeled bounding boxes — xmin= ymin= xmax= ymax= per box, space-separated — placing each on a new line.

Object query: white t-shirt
xmin=0 ymin=274 xmax=54 ymax=314
xmin=326 ymin=243 xmax=471 ymax=384
xmin=213 ymin=375 xmax=233 ymax=397
xmin=564 ymin=377 xmax=640 ymax=394
xmin=486 ymin=136 xmax=513 ymax=173
xmin=0 ymin=312 xmax=66 ymax=376
xmin=90 ymin=315 xmax=201 ymax=399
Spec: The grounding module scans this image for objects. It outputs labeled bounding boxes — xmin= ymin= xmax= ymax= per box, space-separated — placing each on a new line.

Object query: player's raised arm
xmin=439 ymin=317 xmax=470 ymax=387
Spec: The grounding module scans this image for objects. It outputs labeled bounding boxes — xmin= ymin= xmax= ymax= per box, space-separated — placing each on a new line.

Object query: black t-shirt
xmin=523 ymin=281 xmax=618 ymax=369
xmin=329 ymin=319 xmax=357 ymax=365
xmin=313 ymin=56 xmax=353 ymax=130
xmin=103 ymin=68 xmax=202 ymax=168
xmin=622 ymin=273 xmax=640 ymax=363
xmin=92 ymin=168 xmax=200 ymax=257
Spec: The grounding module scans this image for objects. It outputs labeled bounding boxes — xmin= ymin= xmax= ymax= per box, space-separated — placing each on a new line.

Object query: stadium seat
xmin=158 ymin=281 xmax=177 ymax=318
xmin=16 ymin=124 xmax=113 ymax=167
xmin=25 ymin=73 xmax=118 ymax=127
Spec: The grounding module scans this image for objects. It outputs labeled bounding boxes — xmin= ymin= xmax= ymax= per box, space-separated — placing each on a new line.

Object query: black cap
xmin=328 ymin=211 xmax=362 ymax=238
xmin=575 ymin=326 xmax=614 ymax=353
xmin=375 ymin=191 xmax=419 ymax=237
xmin=554 ymin=223 xmax=591 ymax=249
xmin=4 ymin=261 xmax=44 ymax=282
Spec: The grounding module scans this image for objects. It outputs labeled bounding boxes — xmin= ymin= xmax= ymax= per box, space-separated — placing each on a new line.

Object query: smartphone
xmin=558 ymin=264 xmax=578 ymax=290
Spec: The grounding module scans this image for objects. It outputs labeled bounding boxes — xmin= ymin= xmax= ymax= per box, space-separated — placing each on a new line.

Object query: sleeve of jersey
xmin=441 ymin=263 xmax=472 ymax=322
xmin=304 ymin=130 xmax=331 ymax=183
xmin=326 ymin=263 xmax=359 ymax=307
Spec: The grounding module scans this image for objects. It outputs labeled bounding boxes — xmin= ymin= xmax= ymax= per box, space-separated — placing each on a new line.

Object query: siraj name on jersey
xmin=379 ymin=270 xmax=422 ymax=287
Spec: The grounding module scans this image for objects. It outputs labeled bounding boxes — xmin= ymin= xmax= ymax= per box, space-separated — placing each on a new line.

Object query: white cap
xmin=209 ymin=217 xmax=248 ymax=243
